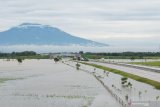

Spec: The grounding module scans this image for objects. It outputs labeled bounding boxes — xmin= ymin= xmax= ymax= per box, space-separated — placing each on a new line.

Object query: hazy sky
xmin=0 ymin=0 xmax=160 ymax=48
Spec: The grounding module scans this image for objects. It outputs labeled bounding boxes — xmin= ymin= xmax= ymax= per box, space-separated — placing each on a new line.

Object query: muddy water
xmin=0 ymin=59 xmax=121 ymax=107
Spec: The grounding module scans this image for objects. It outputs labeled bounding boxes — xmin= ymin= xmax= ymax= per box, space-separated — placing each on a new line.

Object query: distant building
xmin=49 ymin=52 xmax=76 ymax=59
xmin=75 ymin=53 xmax=82 ymax=60
xmin=79 ymin=51 xmax=84 ymax=54
xmin=49 ymin=52 xmax=88 ymax=61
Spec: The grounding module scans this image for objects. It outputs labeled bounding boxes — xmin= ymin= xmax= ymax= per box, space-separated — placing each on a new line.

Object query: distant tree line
xmin=85 ymin=52 xmax=160 ymax=56
xmin=84 ymin=52 xmax=160 ymax=59
xmin=0 ymin=51 xmax=49 ymax=59
xmin=0 ymin=51 xmax=36 ymax=57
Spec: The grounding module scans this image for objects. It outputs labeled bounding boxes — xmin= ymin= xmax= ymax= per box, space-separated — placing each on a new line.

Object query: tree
xmin=79 ymin=51 xmax=84 ymax=54
xmin=54 ymin=57 xmax=59 ymax=63
xmin=139 ymin=91 xmax=142 ymax=98
xmin=76 ymin=63 xmax=80 ymax=70
xmin=125 ymin=95 xmax=129 ymax=101
xmin=130 ymin=56 xmax=135 ymax=61
xmin=17 ymin=58 xmax=23 ymax=64
xmin=127 ymin=82 xmax=132 ymax=88
xmin=121 ymin=77 xmax=128 ymax=86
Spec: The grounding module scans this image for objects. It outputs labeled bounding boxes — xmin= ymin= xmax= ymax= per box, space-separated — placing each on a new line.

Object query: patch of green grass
xmin=130 ymin=61 xmax=160 ymax=67
xmin=0 ymin=78 xmax=15 ymax=83
xmin=80 ymin=62 xmax=160 ymax=90
xmin=0 ymin=78 xmax=23 ymax=84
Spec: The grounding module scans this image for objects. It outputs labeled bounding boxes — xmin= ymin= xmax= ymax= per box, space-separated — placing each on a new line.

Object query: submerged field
xmin=1 ymin=59 xmax=160 ymax=107
xmin=80 ymin=62 xmax=160 ymax=89
xmin=67 ymin=61 xmax=160 ymax=105
xmin=0 ymin=59 xmax=120 ymax=107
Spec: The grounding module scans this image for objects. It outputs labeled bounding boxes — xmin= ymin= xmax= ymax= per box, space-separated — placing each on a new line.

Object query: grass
xmin=80 ymin=62 xmax=160 ymax=90
xmin=130 ymin=61 xmax=160 ymax=67
xmin=0 ymin=78 xmax=24 ymax=84
xmin=0 ymin=78 xmax=16 ymax=83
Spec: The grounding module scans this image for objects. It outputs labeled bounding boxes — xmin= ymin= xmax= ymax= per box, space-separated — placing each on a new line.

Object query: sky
xmin=0 ymin=0 xmax=160 ymax=52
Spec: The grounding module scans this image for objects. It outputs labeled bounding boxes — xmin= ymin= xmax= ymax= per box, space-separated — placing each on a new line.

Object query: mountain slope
xmin=0 ymin=23 xmax=107 ymax=46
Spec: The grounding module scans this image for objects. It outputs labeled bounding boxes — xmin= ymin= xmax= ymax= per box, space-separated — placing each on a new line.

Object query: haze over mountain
xmin=0 ymin=23 xmax=107 ymax=46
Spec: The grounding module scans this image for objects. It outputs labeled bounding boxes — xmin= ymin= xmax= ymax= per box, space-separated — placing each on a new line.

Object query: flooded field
xmin=65 ymin=61 xmax=160 ymax=106
xmin=0 ymin=59 xmax=120 ymax=107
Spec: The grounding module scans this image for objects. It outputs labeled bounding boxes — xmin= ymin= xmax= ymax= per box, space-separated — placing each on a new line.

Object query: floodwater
xmin=0 ymin=59 xmax=121 ymax=107
xmin=66 ymin=61 xmax=160 ymax=103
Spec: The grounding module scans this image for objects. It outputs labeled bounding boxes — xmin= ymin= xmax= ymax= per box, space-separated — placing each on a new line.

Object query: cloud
xmin=0 ymin=0 xmax=160 ymax=47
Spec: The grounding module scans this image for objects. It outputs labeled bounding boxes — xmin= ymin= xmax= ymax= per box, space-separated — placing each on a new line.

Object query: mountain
xmin=0 ymin=23 xmax=107 ymax=46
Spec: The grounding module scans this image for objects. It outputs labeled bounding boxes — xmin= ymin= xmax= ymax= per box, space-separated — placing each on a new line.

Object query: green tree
xmin=17 ymin=58 xmax=23 ymax=64
xmin=130 ymin=56 xmax=135 ymax=61
xmin=54 ymin=58 xmax=59 ymax=63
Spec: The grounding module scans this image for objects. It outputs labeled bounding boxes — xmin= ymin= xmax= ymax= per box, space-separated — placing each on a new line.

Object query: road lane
xmin=91 ymin=61 xmax=160 ymax=82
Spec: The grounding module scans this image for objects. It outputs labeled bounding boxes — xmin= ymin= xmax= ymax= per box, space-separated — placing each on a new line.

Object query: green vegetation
xmin=0 ymin=51 xmax=49 ymax=59
xmin=0 ymin=78 xmax=21 ymax=84
xmin=83 ymin=52 xmax=160 ymax=59
xmin=54 ymin=57 xmax=60 ymax=63
xmin=130 ymin=61 xmax=160 ymax=67
xmin=80 ymin=62 xmax=160 ymax=90
xmin=121 ymin=77 xmax=128 ymax=85
xmin=76 ymin=63 xmax=81 ymax=70
xmin=16 ymin=58 xmax=23 ymax=63
xmin=0 ymin=78 xmax=11 ymax=83
xmin=121 ymin=77 xmax=133 ymax=88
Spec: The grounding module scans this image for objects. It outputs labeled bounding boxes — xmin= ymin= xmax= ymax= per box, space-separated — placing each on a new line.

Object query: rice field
xmin=65 ymin=61 xmax=160 ymax=106
xmin=0 ymin=59 xmax=120 ymax=107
